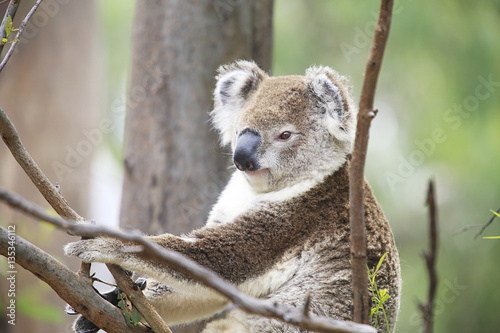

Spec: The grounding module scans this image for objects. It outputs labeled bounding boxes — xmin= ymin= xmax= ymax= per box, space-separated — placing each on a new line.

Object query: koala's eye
xmin=278 ymin=131 xmax=292 ymax=141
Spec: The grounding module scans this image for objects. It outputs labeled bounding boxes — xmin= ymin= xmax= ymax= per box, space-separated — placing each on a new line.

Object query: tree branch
xmin=349 ymin=0 xmax=394 ymax=324
xmin=0 ymin=225 xmax=150 ymax=333
xmin=0 ymin=0 xmax=43 ymax=73
xmin=0 ymin=0 xmax=21 ymax=56
xmin=0 ymin=186 xmax=377 ymax=333
xmin=0 ymin=106 xmax=83 ymax=220
xmin=419 ymin=180 xmax=438 ymax=333
xmin=108 ymin=265 xmax=172 ymax=333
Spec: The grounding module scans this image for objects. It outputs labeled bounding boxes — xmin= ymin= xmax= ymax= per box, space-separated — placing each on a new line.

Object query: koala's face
xmin=211 ymin=61 xmax=356 ymax=193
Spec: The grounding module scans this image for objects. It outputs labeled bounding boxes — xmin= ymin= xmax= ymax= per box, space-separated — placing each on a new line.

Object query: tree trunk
xmin=120 ymin=0 xmax=273 ymax=234
xmin=0 ymin=1 xmax=100 ymax=332
xmin=119 ymin=1 xmax=273 ymax=331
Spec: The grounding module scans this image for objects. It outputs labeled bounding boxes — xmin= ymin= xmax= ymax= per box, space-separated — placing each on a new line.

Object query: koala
xmin=65 ymin=60 xmax=401 ymax=332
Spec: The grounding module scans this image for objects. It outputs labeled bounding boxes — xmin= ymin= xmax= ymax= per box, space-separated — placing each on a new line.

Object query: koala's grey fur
xmin=65 ymin=60 xmax=401 ymax=332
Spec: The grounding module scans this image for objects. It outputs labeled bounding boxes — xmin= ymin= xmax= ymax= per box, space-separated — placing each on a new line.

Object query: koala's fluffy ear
xmin=211 ymin=60 xmax=268 ymax=146
xmin=305 ymin=66 xmax=357 ymax=144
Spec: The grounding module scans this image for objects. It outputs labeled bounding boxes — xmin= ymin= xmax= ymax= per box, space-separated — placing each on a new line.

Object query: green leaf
xmin=117 ymin=299 xmax=126 ymax=310
xmin=5 ymin=15 xmax=13 ymax=38
xmin=131 ymin=308 xmax=141 ymax=325
xmin=124 ymin=310 xmax=131 ymax=325
xmin=374 ymin=252 xmax=389 ymax=275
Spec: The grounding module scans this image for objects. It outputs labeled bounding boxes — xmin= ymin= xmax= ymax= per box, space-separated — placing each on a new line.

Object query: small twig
xmin=474 ymin=207 xmax=500 ymax=239
xmin=108 ymin=265 xmax=172 ymax=333
xmin=0 ymin=186 xmax=377 ymax=333
xmin=0 ymin=0 xmax=21 ymax=56
xmin=452 ymin=224 xmax=482 ymax=236
xmin=419 ymin=180 xmax=438 ymax=333
xmin=453 ymin=207 xmax=500 ymax=238
xmin=349 ymin=0 xmax=394 ymax=324
xmin=0 ymin=0 xmax=43 ymax=73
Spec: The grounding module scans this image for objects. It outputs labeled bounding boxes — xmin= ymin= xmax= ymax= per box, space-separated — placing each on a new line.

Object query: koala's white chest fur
xmin=207 ymin=169 xmax=331 ymax=227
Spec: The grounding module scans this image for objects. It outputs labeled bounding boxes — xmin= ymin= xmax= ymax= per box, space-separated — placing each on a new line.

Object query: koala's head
xmin=211 ymin=60 xmax=356 ymax=193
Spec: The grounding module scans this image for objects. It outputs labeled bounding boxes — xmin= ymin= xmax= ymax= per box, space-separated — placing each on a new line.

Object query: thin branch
xmin=0 ymin=225 xmax=150 ymax=333
xmin=0 ymin=0 xmax=21 ymax=56
xmin=419 ymin=180 xmax=438 ymax=333
xmin=452 ymin=224 xmax=482 ymax=236
xmin=108 ymin=265 xmax=172 ymax=333
xmin=0 ymin=186 xmax=377 ymax=333
xmin=0 ymin=106 xmax=83 ymax=220
xmin=474 ymin=207 xmax=500 ymax=239
xmin=0 ymin=0 xmax=43 ymax=73
xmin=452 ymin=207 xmax=500 ymax=238
xmin=349 ymin=0 xmax=394 ymax=324
xmin=0 ymin=0 xmax=41 ymax=72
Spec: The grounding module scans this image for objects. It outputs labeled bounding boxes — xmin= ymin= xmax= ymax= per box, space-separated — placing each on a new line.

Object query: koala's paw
xmin=64 ymin=238 xmax=115 ymax=263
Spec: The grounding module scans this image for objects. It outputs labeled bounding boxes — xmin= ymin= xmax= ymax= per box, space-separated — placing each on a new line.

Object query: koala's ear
xmin=211 ymin=60 xmax=267 ymax=146
xmin=305 ymin=66 xmax=357 ymax=143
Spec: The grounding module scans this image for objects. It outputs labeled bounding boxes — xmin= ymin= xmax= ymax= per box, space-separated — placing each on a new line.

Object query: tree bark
xmin=119 ymin=1 xmax=273 ymax=331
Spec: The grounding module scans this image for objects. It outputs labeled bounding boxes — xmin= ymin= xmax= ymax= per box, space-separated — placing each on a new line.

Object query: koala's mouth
xmin=243 ymin=168 xmax=270 ymax=190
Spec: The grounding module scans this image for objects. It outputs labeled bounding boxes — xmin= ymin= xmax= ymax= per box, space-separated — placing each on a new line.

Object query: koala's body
xmin=65 ymin=61 xmax=401 ymax=332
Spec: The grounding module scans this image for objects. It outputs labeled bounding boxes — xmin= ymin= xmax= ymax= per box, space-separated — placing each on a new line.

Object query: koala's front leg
xmin=64 ymin=235 xmax=195 ymax=290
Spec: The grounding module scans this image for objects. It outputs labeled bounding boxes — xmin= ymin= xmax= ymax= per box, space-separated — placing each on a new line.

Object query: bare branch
xmin=0 ymin=225 xmax=150 ymax=333
xmin=0 ymin=106 xmax=83 ymax=220
xmin=473 ymin=207 xmax=500 ymax=239
xmin=0 ymin=0 xmax=44 ymax=73
xmin=0 ymin=186 xmax=376 ymax=333
xmin=454 ymin=207 xmax=500 ymax=238
xmin=349 ymin=0 xmax=394 ymax=324
xmin=0 ymin=0 xmax=21 ymax=56
xmin=108 ymin=265 xmax=172 ymax=333
xmin=419 ymin=180 xmax=439 ymax=333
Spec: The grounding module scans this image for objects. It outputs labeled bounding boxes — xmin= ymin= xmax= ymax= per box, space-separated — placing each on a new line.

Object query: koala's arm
xmin=65 ymin=234 xmax=232 ymax=325
xmin=64 ymin=210 xmax=294 ymax=290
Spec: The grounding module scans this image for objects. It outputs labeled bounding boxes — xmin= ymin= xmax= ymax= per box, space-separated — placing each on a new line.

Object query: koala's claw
xmin=64 ymin=239 xmax=109 ymax=263
xmin=133 ymin=277 xmax=148 ymax=291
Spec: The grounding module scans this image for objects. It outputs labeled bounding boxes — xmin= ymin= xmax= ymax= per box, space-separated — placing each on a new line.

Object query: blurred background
xmin=0 ymin=0 xmax=499 ymax=332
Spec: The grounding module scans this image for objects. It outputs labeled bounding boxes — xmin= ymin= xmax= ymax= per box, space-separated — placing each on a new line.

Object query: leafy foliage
xmin=2 ymin=15 xmax=19 ymax=44
xmin=368 ymin=252 xmax=390 ymax=332
xmin=117 ymin=289 xmax=141 ymax=326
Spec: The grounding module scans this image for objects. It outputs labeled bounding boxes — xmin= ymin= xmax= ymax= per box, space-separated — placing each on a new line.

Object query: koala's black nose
xmin=234 ymin=130 xmax=261 ymax=172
